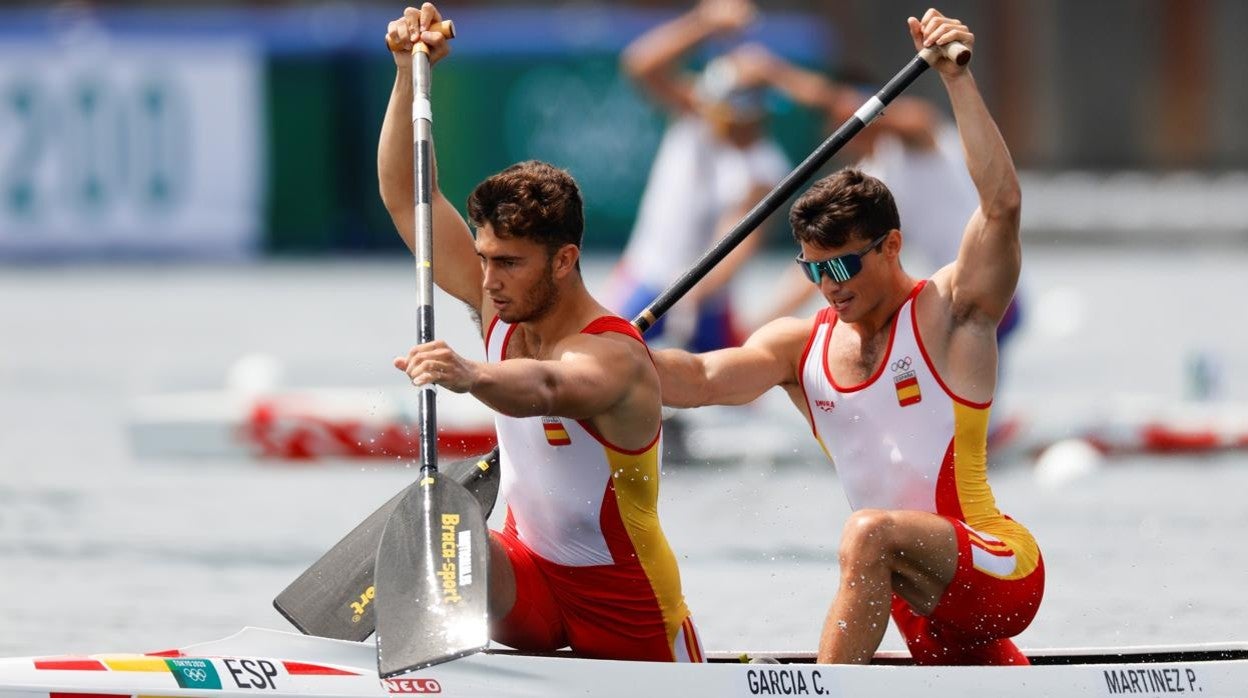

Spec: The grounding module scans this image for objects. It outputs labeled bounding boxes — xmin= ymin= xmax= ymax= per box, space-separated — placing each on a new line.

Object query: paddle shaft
xmin=633 ymin=42 xmax=968 ymax=333
xmin=376 ymin=28 xmax=490 ymax=677
xmin=412 ymin=45 xmax=438 ymax=476
xmin=401 ymin=20 xmax=457 ymax=475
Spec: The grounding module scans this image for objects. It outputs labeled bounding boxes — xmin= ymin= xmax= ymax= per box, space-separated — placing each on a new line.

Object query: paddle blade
xmin=375 ymin=474 xmax=489 ymax=677
xmin=448 ymin=450 xmax=500 ymax=520
xmin=273 ymin=448 xmax=500 ymax=640
xmin=274 ymin=488 xmax=403 ymax=641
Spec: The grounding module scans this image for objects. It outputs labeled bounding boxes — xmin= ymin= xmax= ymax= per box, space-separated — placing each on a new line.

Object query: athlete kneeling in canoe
xmin=651 ymin=11 xmax=1043 ymax=665
xmin=378 ymin=4 xmax=703 ymax=663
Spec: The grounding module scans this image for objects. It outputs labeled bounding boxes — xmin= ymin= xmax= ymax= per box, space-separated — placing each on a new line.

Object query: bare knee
xmin=838 ymin=509 xmax=898 ymax=572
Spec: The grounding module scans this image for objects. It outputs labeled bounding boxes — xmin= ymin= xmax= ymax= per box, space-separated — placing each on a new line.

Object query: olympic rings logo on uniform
xmin=182 ymin=668 xmax=208 ymax=682
xmin=891 ymin=357 xmax=913 ymax=372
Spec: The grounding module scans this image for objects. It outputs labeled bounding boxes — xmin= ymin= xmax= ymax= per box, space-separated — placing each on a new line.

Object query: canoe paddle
xmin=273 ymin=34 xmax=970 ymax=667
xmin=271 ymin=449 xmax=497 ymax=640
xmin=634 ymin=39 xmax=969 ymax=334
xmin=367 ymin=18 xmax=493 ymax=678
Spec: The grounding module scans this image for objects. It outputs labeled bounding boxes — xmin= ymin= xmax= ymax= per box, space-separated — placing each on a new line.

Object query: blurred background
xmin=3 ymin=0 xmax=1247 ymax=260
xmin=1 ymin=0 xmax=1246 ymax=661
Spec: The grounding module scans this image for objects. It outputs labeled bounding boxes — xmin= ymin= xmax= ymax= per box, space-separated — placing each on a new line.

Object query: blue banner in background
xmin=0 ymin=35 xmax=265 ymax=260
xmin=0 ymin=5 xmax=836 ymax=259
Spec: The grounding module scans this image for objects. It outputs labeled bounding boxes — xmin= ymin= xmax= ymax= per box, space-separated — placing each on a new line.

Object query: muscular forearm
xmin=943 ymin=68 xmax=1022 ymax=320
xmin=943 ymin=72 xmax=1021 ymax=221
xmin=658 ymin=320 xmax=802 ymax=407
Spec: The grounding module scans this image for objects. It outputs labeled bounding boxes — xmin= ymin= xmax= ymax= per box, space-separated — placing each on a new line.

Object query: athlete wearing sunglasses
xmin=650 ymin=10 xmax=1042 ymax=668
xmin=795 ymin=232 xmax=890 ymax=284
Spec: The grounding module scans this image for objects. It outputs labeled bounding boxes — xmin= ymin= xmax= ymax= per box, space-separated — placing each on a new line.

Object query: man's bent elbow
xmin=985 ymin=184 xmax=1022 ymax=228
xmin=661 ymin=390 xmax=705 ymax=410
xmin=379 ymin=187 xmax=400 ymax=219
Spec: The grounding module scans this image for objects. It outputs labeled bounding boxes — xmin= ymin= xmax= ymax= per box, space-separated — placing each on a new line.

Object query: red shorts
xmin=891 ymin=517 xmax=1044 ymax=666
xmin=490 ymin=528 xmax=703 ymax=662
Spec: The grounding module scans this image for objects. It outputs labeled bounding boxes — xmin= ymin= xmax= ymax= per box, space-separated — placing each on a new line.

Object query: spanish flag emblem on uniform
xmin=541 ymin=417 xmax=572 ymax=446
xmin=894 ymin=373 xmax=922 ymax=407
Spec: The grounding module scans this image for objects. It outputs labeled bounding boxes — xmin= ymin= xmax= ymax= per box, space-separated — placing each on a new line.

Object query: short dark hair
xmin=789 ymin=169 xmax=900 ymax=249
xmin=467 ymin=160 xmax=584 ymax=254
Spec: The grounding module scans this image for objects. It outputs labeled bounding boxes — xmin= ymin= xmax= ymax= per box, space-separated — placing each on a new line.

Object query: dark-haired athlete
xmin=378 ymin=4 xmax=701 ymax=663
xmin=652 ymin=11 xmax=1043 ymax=666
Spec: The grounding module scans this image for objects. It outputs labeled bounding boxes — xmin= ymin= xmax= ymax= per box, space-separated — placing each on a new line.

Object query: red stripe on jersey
xmin=580 ymin=315 xmax=644 ymax=344
xmin=934 ymin=439 xmax=964 ymax=519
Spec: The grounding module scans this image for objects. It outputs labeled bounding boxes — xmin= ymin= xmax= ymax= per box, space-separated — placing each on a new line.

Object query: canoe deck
xmin=3 ymin=628 xmax=1247 ymax=698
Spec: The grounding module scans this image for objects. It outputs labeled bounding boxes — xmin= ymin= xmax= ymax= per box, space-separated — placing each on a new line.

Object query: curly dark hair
xmin=467 ymin=160 xmax=584 ymax=255
xmin=789 ymin=168 xmax=900 ymax=248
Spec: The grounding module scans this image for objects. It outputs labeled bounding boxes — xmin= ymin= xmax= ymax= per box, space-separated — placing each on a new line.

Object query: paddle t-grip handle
xmin=920 ymin=39 xmax=971 ymax=67
xmin=384 ymin=19 xmax=456 ymax=53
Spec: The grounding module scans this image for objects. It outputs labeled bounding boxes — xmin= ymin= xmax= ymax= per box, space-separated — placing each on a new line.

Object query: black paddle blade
xmin=449 ymin=450 xmax=500 ymax=520
xmin=273 ymin=448 xmax=500 ymax=641
xmin=375 ymin=474 xmax=490 ymax=677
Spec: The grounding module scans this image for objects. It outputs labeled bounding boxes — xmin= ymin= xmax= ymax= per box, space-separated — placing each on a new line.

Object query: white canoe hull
xmin=2 ymin=627 xmax=1247 ymax=698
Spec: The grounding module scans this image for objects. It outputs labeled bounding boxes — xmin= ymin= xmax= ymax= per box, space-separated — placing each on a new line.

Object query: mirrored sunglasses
xmin=794 ymin=232 xmax=889 ymax=284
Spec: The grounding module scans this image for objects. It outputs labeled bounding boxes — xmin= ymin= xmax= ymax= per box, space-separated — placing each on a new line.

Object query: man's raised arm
xmin=378 ymin=4 xmax=483 ymax=312
xmin=918 ymin=10 xmax=1022 ymax=325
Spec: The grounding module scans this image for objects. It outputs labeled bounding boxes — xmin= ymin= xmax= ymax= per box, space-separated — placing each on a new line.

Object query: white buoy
xmin=225 ymin=353 xmax=284 ymax=395
xmin=1033 ymin=438 xmax=1103 ymax=490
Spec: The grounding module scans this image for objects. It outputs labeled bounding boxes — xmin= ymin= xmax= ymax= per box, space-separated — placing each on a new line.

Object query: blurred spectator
xmin=608 ymin=0 xmax=790 ymax=352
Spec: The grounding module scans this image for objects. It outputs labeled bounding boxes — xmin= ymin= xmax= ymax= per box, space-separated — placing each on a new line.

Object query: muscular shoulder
xmin=743 ymin=315 xmax=816 ymax=376
xmin=554 ymin=329 xmax=652 ymax=376
xmin=921 ymin=267 xmax=956 ymax=315
xmin=554 ymin=327 xmax=660 ymax=429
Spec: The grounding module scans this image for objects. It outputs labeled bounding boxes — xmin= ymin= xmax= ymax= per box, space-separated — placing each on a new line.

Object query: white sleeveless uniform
xmin=483 ymin=315 xmax=700 ymax=662
xmin=797 ymin=281 xmax=1039 ymax=580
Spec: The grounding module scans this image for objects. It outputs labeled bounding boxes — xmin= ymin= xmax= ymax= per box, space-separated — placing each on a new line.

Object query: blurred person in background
xmin=381 ymin=4 xmax=702 ymax=663
xmin=608 ymin=0 xmax=790 ymax=353
xmin=651 ymin=12 xmax=1043 ymax=665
